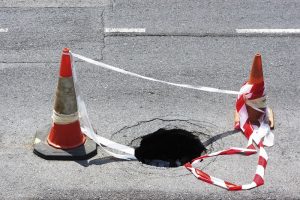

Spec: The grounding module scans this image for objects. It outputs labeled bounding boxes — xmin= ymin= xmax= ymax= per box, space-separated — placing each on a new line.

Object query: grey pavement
xmin=0 ymin=0 xmax=299 ymax=199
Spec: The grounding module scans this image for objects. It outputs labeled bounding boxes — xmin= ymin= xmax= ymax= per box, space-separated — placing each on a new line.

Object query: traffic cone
xmin=234 ymin=54 xmax=274 ymax=129
xmin=33 ymin=48 xmax=97 ymax=160
xmin=246 ymin=54 xmax=265 ymax=126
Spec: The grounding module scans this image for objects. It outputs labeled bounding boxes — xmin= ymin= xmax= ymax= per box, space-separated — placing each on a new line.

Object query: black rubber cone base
xmin=33 ymin=124 xmax=97 ymax=160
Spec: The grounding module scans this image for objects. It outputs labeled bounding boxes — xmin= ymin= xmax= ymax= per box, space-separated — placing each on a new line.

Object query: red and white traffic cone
xmin=33 ymin=48 xmax=97 ymax=160
xmin=234 ymin=54 xmax=274 ymax=130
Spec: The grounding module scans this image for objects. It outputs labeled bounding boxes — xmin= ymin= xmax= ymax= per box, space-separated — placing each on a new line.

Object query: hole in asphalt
xmin=134 ymin=128 xmax=206 ymax=168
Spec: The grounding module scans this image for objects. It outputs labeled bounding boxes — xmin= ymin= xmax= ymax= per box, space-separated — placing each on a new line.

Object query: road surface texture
xmin=0 ymin=0 xmax=299 ymax=199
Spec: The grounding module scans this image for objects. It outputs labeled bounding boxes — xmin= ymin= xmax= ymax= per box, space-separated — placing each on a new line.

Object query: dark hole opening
xmin=134 ymin=128 xmax=206 ymax=167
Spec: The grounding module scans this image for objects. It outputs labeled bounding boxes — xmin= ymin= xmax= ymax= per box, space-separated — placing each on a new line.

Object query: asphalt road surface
xmin=0 ymin=0 xmax=300 ymax=199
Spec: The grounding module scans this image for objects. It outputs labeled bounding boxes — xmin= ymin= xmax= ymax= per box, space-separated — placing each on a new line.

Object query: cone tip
xmin=63 ymin=48 xmax=70 ymax=53
xmin=60 ymin=48 xmax=72 ymax=77
xmin=248 ymin=53 xmax=264 ymax=84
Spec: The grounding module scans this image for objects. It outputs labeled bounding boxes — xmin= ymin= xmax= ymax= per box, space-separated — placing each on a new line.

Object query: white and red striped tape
xmin=71 ymin=52 xmax=274 ymax=190
xmin=185 ymin=82 xmax=274 ymax=190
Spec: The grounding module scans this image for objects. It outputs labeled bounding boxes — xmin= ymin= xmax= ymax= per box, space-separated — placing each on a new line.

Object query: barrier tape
xmin=70 ymin=52 xmax=240 ymax=159
xmin=72 ymin=53 xmax=240 ymax=95
xmin=245 ymin=96 xmax=267 ymax=113
xmin=185 ymin=82 xmax=274 ymax=190
xmin=70 ymin=52 xmax=136 ymax=160
xmin=70 ymin=52 xmax=274 ymax=190
xmin=52 ymin=111 xmax=79 ymax=125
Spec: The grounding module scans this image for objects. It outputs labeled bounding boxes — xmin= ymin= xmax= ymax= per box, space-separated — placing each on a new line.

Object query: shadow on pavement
xmin=76 ymin=156 xmax=131 ymax=167
xmin=203 ymin=129 xmax=240 ymax=147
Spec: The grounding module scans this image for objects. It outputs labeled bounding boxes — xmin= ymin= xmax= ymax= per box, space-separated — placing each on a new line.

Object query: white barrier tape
xmin=72 ymin=53 xmax=240 ymax=95
xmin=245 ymin=96 xmax=266 ymax=113
xmin=70 ymin=52 xmax=136 ymax=160
xmin=52 ymin=110 xmax=79 ymax=125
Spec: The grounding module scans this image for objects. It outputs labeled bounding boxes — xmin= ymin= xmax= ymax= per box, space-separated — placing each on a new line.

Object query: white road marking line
xmin=105 ymin=28 xmax=146 ymax=33
xmin=0 ymin=28 xmax=8 ymax=33
xmin=236 ymin=29 xmax=300 ymax=34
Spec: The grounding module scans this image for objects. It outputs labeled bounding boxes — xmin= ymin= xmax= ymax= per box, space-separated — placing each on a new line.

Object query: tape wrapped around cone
xmin=33 ymin=48 xmax=97 ymax=160
xmin=234 ymin=53 xmax=274 ymax=129
xmin=47 ymin=49 xmax=86 ymax=149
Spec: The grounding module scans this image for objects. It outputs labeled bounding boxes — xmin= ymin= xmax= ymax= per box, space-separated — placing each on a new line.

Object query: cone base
xmin=33 ymin=124 xmax=97 ymax=160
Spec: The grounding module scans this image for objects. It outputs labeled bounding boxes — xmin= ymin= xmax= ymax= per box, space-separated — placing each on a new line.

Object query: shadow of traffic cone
xmin=234 ymin=54 xmax=274 ymax=129
xmin=33 ymin=48 xmax=97 ymax=160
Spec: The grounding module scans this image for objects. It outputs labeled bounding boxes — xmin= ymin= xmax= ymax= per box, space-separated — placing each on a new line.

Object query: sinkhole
xmin=134 ymin=128 xmax=206 ymax=168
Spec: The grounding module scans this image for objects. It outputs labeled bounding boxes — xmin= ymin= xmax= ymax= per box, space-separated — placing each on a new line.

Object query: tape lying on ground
xmin=185 ymin=82 xmax=274 ymax=190
xmin=71 ymin=53 xmax=136 ymax=160
xmin=72 ymin=53 xmax=240 ymax=95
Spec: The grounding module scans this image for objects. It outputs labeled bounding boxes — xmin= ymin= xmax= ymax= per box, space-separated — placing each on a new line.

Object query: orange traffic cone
xmin=33 ymin=48 xmax=97 ymax=160
xmin=234 ymin=54 xmax=274 ymax=129
xmin=246 ymin=54 xmax=265 ymax=126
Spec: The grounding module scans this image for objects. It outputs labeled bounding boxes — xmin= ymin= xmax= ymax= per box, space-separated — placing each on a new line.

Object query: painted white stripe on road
xmin=236 ymin=29 xmax=300 ymax=34
xmin=105 ymin=28 xmax=146 ymax=33
xmin=0 ymin=28 xmax=8 ymax=32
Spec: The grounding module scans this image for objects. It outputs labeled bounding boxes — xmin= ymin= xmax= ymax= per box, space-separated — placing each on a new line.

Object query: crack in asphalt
xmin=110 ymin=117 xmax=212 ymax=139
xmin=110 ymin=0 xmax=116 ymax=12
xmin=100 ymin=9 xmax=105 ymax=61
xmin=110 ymin=118 xmax=240 ymax=170
xmin=110 ymin=117 xmax=220 ymax=169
